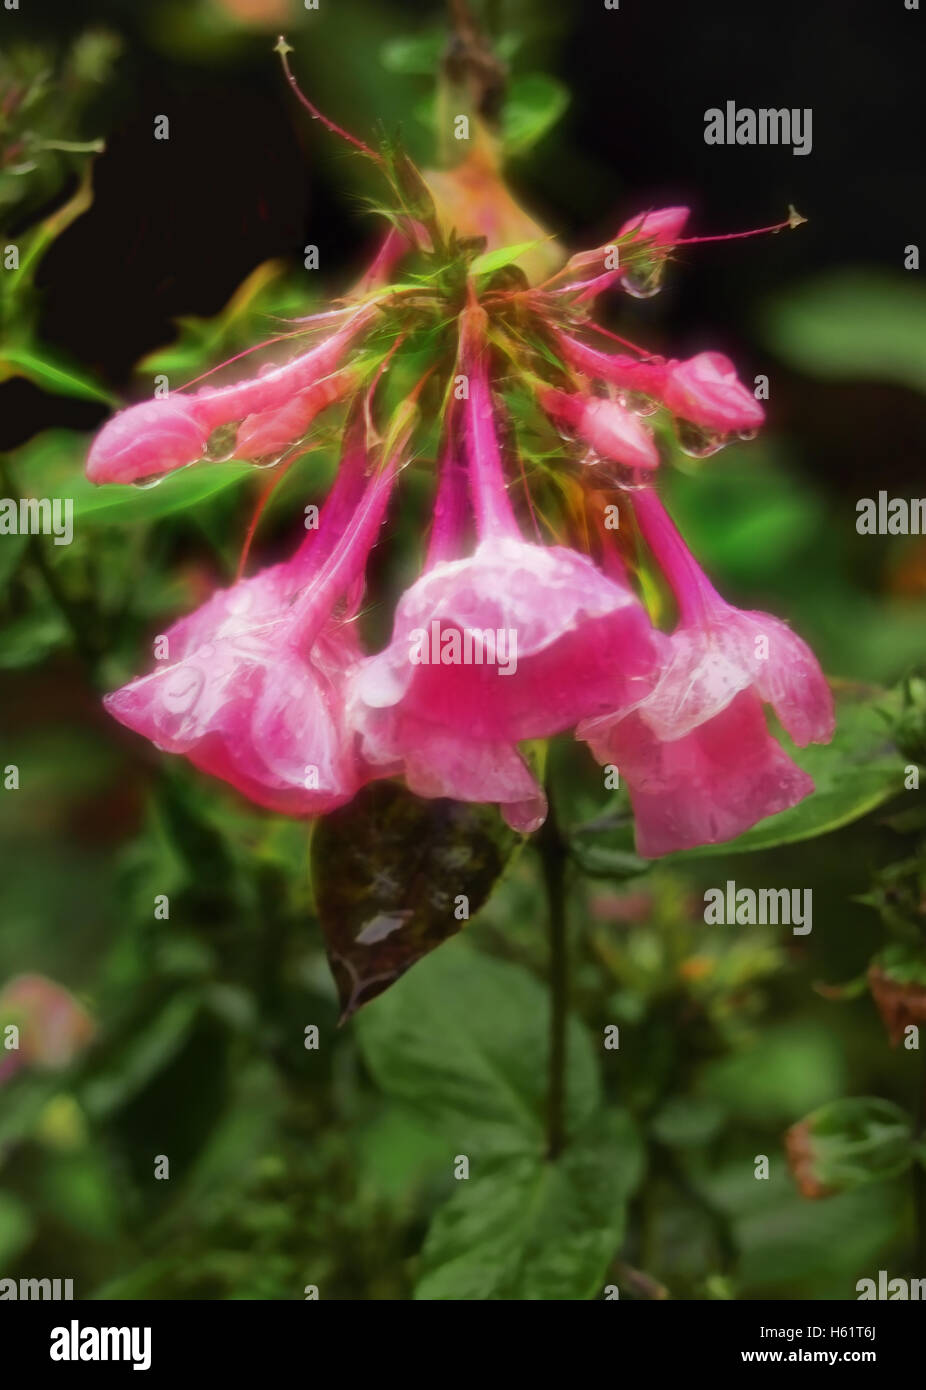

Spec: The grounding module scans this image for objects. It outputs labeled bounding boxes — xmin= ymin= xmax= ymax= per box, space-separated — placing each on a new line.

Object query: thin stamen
xmin=586 ymin=322 xmax=657 ymax=359
xmin=673 ymin=206 xmax=806 ymax=247
xmin=275 ymin=37 xmax=383 ymax=165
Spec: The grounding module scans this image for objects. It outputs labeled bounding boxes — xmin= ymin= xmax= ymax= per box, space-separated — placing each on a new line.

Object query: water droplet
xmin=203 ymin=422 xmax=240 ymax=462
xmin=132 ymin=474 xmax=165 ymax=490
xmin=622 ymin=262 xmax=663 ymax=300
xmin=624 ymin=392 xmax=659 ymax=417
xmin=250 ymin=452 xmax=289 ymax=470
xmin=675 ymin=420 xmax=729 ymax=458
xmin=737 ymin=427 xmax=759 ymax=442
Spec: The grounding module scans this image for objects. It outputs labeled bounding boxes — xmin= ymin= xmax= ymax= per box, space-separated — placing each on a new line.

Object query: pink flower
xmin=233 ymin=365 xmax=358 ymax=463
xmin=86 ymin=305 xmax=375 ymax=484
xmin=104 ymin=410 xmax=401 ymax=814
xmin=661 ymin=352 xmax=764 ymax=434
xmin=578 ymin=487 xmax=833 ymax=855
xmin=583 ymin=691 xmax=815 ymax=858
xmin=535 ymin=384 xmax=659 ymax=471
xmin=349 ymin=304 xmax=664 ymax=830
xmin=617 ymin=205 xmax=690 ymax=248
xmin=554 ymin=330 xmax=670 ymax=397
xmin=86 ymin=73 xmax=818 ymax=871
xmin=0 ymin=974 xmax=95 ymax=1085
xmin=557 ymin=205 xmax=691 ymax=301
xmin=555 ymin=332 xmax=763 ymax=437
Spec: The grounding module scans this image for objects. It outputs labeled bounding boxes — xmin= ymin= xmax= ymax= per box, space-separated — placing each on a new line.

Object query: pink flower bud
xmin=86 ymin=397 xmax=209 ymax=485
xmin=537 ymin=386 xmax=659 ymax=471
xmin=662 ymin=352 xmax=765 ymax=433
xmin=617 ymin=205 xmax=690 ymax=247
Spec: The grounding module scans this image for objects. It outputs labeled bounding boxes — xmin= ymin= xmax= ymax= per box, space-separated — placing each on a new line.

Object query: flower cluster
xmin=87 ymin=91 xmax=832 ymax=858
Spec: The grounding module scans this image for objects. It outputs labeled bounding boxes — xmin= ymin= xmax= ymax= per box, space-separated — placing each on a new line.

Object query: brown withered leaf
xmin=868 ymin=963 xmax=926 ymax=1047
xmin=311 ymin=782 xmax=519 ymax=1020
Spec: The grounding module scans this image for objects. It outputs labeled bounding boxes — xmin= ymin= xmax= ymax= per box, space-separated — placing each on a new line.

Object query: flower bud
xmin=661 ymin=352 xmax=765 ymax=433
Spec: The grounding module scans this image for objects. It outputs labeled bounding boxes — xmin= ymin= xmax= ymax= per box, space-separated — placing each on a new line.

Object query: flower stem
xmin=538 ymin=795 xmax=569 ymax=1160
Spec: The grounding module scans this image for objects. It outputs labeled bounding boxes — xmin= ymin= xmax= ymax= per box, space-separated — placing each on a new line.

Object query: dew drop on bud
xmin=624 ymin=391 xmax=659 ymax=417
xmin=622 ymin=263 xmax=663 ymax=300
xmin=675 ymin=420 xmax=729 ymax=458
xmin=132 ymin=474 xmax=165 ymax=490
xmin=251 ymin=451 xmax=289 ymax=470
xmin=203 ymin=422 xmax=240 ymax=462
xmin=737 ymin=427 xmax=759 ymax=442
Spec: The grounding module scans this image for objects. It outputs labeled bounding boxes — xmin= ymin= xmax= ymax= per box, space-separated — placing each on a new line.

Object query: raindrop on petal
xmin=203 ymin=422 xmax=240 ymax=462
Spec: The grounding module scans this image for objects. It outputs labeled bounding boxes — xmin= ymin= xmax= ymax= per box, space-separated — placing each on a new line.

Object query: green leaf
xmin=415 ymin=1110 xmax=643 ymax=1300
xmin=502 ymin=74 xmax=569 ymax=155
xmin=11 ymin=430 xmax=256 ymax=526
xmin=379 ymin=34 xmax=445 ymax=76
xmin=70 ymin=462 xmax=256 ymax=525
xmin=786 ymin=1097 xmax=914 ymax=1198
xmin=80 ymin=990 xmax=202 ymax=1118
xmin=1 ymin=346 xmax=115 ymax=404
xmin=470 ymin=238 xmax=547 ymax=277
xmin=355 ymin=939 xmax=601 ymax=1149
xmin=702 ymin=1022 xmax=847 ymax=1126
xmin=312 ymin=783 xmax=520 ymax=1018
xmin=0 ymin=1191 xmax=33 ymax=1266
xmin=760 ymin=271 xmax=926 ymax=393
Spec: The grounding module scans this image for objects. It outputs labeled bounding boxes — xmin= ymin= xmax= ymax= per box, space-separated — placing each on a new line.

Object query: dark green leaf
xmin=415 ymin=1110 xmax=642 ymax=1300
xmin=312 ymin=783 xmax=520 ymax=1018
xmin=2 ymin=346 xmax=115 ymax=404
xmin=355 ymin=939 xmax=601 ymax=1148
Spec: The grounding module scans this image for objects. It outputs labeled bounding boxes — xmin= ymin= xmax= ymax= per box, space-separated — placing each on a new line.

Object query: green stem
xmin=538 ymin=797 xmax=568 ymax=1160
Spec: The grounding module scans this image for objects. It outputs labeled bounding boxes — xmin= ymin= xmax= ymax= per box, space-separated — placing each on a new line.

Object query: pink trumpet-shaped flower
xmin=535 ymin=383 xmax=660 ymax=471
xmin=349 ymin=436 xmax=550 ymax=833
xmin=582 ymin=690 xmax=815 ymax=859
xmin=349 ymin=302 xmax=665 ymax=830
xmin=86 ymin=304 xmax=376 ymax=484
xmin=104 ymin=409 xmax=402 ymax=814
xmin=579 ymin=487 xmax=834 ymax=855
xmin=630 ymin=488 xmax=834 ymax=746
